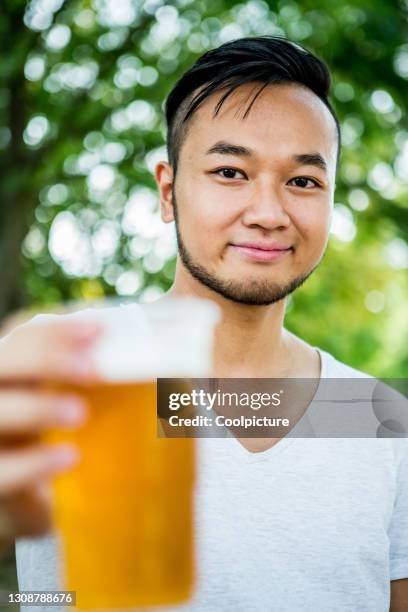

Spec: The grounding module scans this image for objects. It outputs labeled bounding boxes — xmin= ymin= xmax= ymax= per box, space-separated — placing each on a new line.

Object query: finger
xmin=0 ymin=391 xmax=88 ymax=435
xmin=0 ymin=443 xmax=80 ymax=495
xmin=0 ymin=317 xmax=103 ymax=382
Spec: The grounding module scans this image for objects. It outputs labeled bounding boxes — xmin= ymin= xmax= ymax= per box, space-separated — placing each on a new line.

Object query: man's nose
xmin=241 ymin=182 xmax=291 ymax=230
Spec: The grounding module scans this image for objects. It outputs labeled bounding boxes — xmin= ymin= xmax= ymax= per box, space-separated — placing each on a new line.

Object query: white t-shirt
xmin=15 ymin=348 xmax=408 ymax=612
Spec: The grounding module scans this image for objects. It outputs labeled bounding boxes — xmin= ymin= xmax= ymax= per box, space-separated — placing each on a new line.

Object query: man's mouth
xmin=229 ymin=242 xmax=293 ymax=263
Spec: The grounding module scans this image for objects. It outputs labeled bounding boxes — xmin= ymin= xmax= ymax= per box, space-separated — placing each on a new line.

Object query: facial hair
xmin=172 ymin=186 xmax=321 ymax=306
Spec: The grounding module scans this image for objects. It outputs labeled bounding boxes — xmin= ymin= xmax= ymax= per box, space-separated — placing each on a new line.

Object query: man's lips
xmin=229 ymin=243 xmax=293 ymax=262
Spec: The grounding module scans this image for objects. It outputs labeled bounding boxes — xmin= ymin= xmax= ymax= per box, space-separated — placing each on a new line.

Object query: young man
xmin=5 ymin=36 xmax=408 ymax=610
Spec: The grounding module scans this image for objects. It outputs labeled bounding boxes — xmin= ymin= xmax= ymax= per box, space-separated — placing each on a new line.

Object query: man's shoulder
xmin=316 ymin=348 xmax=408 ymax=462
xmin=317 ymin=347 xmax=373 ymax=379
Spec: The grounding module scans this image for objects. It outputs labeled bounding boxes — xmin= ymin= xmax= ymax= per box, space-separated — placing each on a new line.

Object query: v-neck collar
xmin=223 ymin=347 xmax=328 ymax=464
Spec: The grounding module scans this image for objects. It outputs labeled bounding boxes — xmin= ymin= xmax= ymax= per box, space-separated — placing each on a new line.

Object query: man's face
xmin=164 ymin=82 xmax=338 ymax=305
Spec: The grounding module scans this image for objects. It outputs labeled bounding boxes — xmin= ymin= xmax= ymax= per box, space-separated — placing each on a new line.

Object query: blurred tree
xmin=0 ymin=0 xmax=407 ymax=375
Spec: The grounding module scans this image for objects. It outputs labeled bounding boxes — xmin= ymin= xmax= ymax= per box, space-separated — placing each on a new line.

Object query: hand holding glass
xmin=39 ymin=297 xmax=219 ymax=609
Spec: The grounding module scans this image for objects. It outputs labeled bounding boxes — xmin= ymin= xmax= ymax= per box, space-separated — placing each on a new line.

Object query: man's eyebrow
xmin=205 ymin=141 xmax=253 ymax=157
xmin=205 ymin=140 xmax=327 ymax=172
xmin=293 ymin=153 xmax=327 ymax=172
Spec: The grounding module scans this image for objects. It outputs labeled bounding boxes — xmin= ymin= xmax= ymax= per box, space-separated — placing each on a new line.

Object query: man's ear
xmin=155 ymin=161 xmax=175 ymax=223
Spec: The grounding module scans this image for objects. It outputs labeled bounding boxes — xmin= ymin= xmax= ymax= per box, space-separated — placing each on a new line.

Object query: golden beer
xmin=38 ymin=298 xmax=219 ymax=610
xmin=42 ymin=380 xmax=194 ymax=609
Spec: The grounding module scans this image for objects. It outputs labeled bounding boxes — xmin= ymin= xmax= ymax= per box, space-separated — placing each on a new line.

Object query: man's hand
xmin=0 ymin=313 xmax=102 ymax=554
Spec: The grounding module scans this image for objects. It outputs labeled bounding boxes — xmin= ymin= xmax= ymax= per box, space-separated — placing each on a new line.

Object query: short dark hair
xmin=165 ymin=35 xmax=341 ymax=177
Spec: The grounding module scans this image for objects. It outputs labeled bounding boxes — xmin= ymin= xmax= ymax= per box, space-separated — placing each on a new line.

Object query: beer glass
xmin=38 ymin=296 xmax=219 ymax=609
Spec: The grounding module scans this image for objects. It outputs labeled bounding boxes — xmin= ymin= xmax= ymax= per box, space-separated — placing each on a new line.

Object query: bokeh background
xmin=0 ymin=0 xmax=407 ymax=602
xmin=1 ymin=0 xmax=408 ymax=378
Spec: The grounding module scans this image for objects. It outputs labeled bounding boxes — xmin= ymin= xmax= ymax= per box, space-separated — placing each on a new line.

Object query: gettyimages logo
xmin=163 ymin=386 xmax=289 ymax=434
xmin=168 ymin=388 xmax=284 ymax=411
xmin=157 ymin=378 xmax=296 ymax=438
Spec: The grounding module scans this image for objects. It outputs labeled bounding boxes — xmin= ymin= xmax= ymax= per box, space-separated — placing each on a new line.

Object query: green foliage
xmin=0 ymin=0 xmax=407 ymax=376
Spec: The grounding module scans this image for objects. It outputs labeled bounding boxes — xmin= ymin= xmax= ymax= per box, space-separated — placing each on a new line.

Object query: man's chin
xmin=188 ymin=273 xmax=310 ymax=306
xmin=207 ymin=284 xmax=294 ymax=306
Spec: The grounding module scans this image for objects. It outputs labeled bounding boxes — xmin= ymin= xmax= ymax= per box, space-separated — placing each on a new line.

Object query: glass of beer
xmin=38 ymin=296 xmax=219 ymax=609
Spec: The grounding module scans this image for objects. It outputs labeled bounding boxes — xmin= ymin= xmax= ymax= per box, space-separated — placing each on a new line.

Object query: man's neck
xmin=164 ymin=271 xmax=318 ymax=379
xmin=162 ymin=270 xmax=321 ymax=453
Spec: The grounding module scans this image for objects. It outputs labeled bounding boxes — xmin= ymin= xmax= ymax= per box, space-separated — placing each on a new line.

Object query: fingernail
xmin=70 ymin=356 xmax=99 ymax=380
xmin=49 ymin=445 xmax=80 ymax=467
xmin=70 ymin=323 xmax=103 ymax=343
xmin=56 ymin=397 xmax=87 ymax=425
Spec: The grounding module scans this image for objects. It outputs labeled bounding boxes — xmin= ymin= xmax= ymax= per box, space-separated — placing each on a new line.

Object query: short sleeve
xmin=389 ymin=441 xmax=408 ymax=580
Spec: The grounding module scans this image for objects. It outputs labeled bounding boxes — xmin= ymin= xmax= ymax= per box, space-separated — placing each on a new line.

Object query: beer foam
xmin=31 ymin=298 xmax=220 ymax=381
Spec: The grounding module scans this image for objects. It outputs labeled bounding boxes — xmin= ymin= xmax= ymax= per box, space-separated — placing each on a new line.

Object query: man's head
xmin=155 ymin=36 xmax=340 ymax=306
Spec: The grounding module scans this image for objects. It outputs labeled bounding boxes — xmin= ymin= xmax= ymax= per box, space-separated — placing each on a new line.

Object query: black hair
xmin=164 ymin=35 xmax=341 ymax=177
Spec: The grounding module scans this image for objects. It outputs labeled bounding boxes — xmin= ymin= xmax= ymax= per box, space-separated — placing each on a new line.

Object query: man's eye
xmin=289 ymin=177 xmax=320 ymax=189
xmin=211 ymin=170 xmax=320 ymax=187
xmin=213 ymin=168 xmax=246 ymax=180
